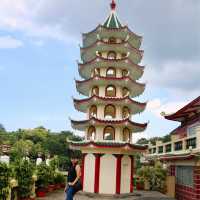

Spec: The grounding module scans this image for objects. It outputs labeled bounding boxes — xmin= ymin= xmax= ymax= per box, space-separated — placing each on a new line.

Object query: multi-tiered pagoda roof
xmin=70 ymin=0 xmax=148 ymax=151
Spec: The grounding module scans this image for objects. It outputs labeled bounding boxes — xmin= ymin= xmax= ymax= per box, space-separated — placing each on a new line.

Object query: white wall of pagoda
xmin=120 ymin=155 xmax=131 ymax=193
xmin=83 ymin=153 xmax=95 ymax=193
xmin=82 ymin=153 xmax=134 ymax=194
xmin=99 ymin=154 xmax=116 ymax=194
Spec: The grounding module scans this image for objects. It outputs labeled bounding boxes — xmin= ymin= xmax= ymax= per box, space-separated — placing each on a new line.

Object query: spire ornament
xmin=110 ymin=0 xmax=116 ymax=10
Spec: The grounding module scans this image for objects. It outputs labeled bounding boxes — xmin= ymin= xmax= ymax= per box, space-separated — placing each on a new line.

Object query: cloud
xmin=0 ymin=35 xmax=23 ymax=49
xmin=144 ymin=60 xmax=200 ymax=97
xmin=0 ymin=0 xmax=199 ymax=95
xmin=147 ymin=98 xmax=188 ymax=118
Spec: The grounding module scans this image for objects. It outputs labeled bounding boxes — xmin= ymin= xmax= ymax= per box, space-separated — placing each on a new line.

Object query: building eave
xmin=68 ymin=140 xmax=148 ymax=151
xmin=70 ymin=117 xmax=148 ymax=133
xmin=73 ymin=95 xmax=147 ymax=114
xmin=75 ymin=75 xmax=145 ymax=97
xmin=78 ymin=56 xmax=145 ymax=80
xmin=164 ymin=96 xmax=200 ymax=122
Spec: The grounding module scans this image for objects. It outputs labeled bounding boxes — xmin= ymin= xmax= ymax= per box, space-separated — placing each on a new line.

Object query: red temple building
xmin=69 ymin=0 xmax=148 ymax=195
xmin=148 ymin=96 xmax=200 ymax=200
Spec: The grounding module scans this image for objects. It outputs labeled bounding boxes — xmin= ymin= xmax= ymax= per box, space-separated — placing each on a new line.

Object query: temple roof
xmin=68 ymin=140 xmax=147 ymax=151
xmin=78 ymin=55 xmax=145 ymax=80
xmin=159 ymin=153 xmax=197 ymax=161
xmin=70 ymin=117 xmax=148 ymax=133
xmin=103 ymin=0 xmax=122 ymax=29
xmin=73 ymin=95 xmax=147 ymax=115
xmin=76 ymin=75 xmax=145 ymax=97
xmin=80 ymin=39 xmax=143 ymax=56
xmin=164 ymin=96 xmax=200 ymax=122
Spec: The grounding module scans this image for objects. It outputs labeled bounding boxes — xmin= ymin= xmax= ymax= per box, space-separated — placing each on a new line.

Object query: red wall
xmin=170 ymin=165 xmax=200 ymax=200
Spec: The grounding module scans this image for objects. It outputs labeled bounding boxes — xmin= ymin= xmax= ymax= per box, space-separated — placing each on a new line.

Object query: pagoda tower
xmin=69 ymin=0 xmax=148 ymax=195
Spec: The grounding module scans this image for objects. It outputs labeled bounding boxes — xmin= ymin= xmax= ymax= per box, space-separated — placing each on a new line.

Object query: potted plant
xmin=54 ymin=172 xmax=65 ymax=189
xmin=14 ymin=160 xmax=35 ymax=200
xmin=36 ymin=163 xmax=49 ymax=197
xmin=0 ymin=162 xmax=11 ymax=200
xmin=136 ymin=177 xmax=144 ymax=190
xmin=47 ymin=168 xmax=55 ymax=192
xmin=137 ymin=166 xmax=152 ymax=190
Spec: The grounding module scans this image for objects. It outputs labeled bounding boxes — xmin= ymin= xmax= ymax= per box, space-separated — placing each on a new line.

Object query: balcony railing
xmin=148 ymin=136 xmax=197 ymax=155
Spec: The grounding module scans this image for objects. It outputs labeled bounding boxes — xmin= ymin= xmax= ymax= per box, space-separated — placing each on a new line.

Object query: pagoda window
xmin=105 ymin=85 xmax=116 ymax=97
xmin=122 ymin=106 xmax=130 ymax=118
xmin=103 ymin=126 xmax=115 ymax=140
xmin=87 ymin=126 xmax=96 ymax=140
xmin=91 ymin=86 xmax=99 ymax=96
xmin=121 ymin=53 xmax=127 ymax=58
xmin=122 ymin=69 xmax=129 ymax=77
xmin=97 ymin=51 xmax=102 ymax=57
xmin=104 ymin=104 xmax=116 ymax=119
xmin=93 ymin=68 xmax=100 ymax=77
xmin=107 ymin=51 xmax=117 ymax=60
xmin=123 ymin=128 xmax=131 ymax=142
xmin=108 ymin=37 xmax=117 ymax=44
xmin=106 ymin=67 xmax=116 ymax=77
xmin=122 ymin=87 xmax=129 ymax=97
xmin=89 ymin=105 xmax=97 ymax=118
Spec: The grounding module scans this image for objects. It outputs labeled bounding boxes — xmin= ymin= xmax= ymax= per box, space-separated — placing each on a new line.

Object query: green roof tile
xmin=103 ymin=12 xmax=122 ymax=29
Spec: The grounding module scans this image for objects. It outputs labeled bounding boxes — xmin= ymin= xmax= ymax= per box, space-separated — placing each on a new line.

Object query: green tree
xmin=10 ymin=140 xmax=34 ymax=161
xmin=137 ymin=138 xmax=149 ymax=145
xmin=0 ymin=124 xmax=5 ymax=132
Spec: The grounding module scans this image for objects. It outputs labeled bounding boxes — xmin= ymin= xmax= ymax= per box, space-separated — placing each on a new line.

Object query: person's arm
xmin=68 ymin=165 xmax=81 ymax=186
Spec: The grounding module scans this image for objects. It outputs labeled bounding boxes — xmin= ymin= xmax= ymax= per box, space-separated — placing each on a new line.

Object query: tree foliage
xmin=1 ymin=127 xmax=82 ymax=170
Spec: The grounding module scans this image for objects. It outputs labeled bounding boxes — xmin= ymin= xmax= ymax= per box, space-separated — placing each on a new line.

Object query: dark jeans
xmin=65 ymin=186 xmax=75 ymax=200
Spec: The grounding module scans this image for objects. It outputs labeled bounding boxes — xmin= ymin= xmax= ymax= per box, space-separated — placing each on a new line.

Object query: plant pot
xmin=60 ymin=183 xmax=66 ymax=188
xmin=48 ymin=184 xmax=55 ymax=192
xmin=55 ymin=184 xmax=61 ymax=190
xmin=36 ymin=190 xmax=46 ymax=197
xmin=136 ymin=182 xmax=144 ymax=190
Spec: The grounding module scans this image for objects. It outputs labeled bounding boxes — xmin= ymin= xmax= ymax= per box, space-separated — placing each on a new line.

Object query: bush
xmin=54 ymin=172 xmax=65 ymax=185
xmin=14 ymin=160 xmax=35 ymax=199
xmin=137 ymin=163 xmax=167 ymax=192
xmin=0 ymin=162 xmax=11 ymax=200
xmin=36 ymin=163 xmax=50 ymax=189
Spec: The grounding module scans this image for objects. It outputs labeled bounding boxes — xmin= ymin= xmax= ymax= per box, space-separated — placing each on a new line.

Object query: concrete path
xmin=37 ymin=190 xmax=175 ymax=200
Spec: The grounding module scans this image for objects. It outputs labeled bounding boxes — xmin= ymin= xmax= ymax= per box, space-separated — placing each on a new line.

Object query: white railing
xmin=148 ymin=136 xmax=197 ymax=156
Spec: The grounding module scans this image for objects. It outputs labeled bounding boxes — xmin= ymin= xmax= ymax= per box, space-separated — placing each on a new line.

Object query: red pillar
xmin=116 ymin=155 xmax=122 ymax=194
xmin=81 ymin=154 xmax=86 ymax=190
xmin=94 ymin=154 xmax=101 ymax=193
xmin=130 ymin=156 xmax=134 ymax=193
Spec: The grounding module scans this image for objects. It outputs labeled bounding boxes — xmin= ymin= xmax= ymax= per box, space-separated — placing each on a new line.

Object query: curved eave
xmin=69 ymin=140 xmax=147 ymax=151
xmin=73 ymin=95 xmax=147 ymax=115
xmin=83 ymin=25 xmax=142 ymax=40
xmin=70 ymin=117 xmax=147 ymax=133
xmin=82 ymin=25 xmax=142 ymax=49
xmin=78 ymin=56 xmax=144 ymax=80
xmin=164 ymin=96 xmax=200 ymax=122
xmin=81 ymin=40 xmax=142 ymax=56
xmin=80 ymin=41 xmax=143 ymax=64
xmin=159 ymin=154 xmax=196 ymax=161
xmin=76 ymin=76 xmax=145 ymax=98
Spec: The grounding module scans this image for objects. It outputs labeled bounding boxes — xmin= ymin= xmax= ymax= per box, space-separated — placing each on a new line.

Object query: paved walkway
xmin=37 ymin=190 xmax=175 ymax=200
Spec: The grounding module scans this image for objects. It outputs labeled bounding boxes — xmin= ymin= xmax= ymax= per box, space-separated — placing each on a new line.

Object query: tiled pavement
xmin=37 ymin=189 xmax=175 ymax=200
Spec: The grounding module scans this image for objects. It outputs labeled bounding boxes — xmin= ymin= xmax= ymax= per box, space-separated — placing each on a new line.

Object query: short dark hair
xmin=70 ymin=151 xmax=81 ymax=159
